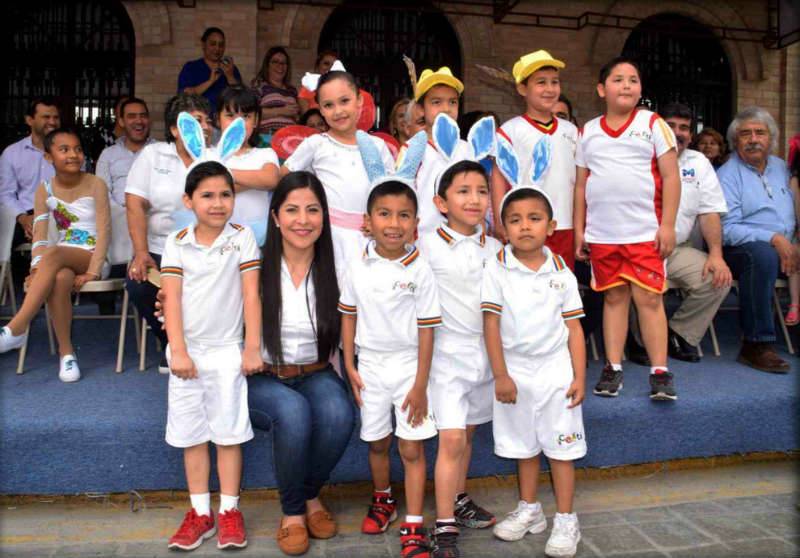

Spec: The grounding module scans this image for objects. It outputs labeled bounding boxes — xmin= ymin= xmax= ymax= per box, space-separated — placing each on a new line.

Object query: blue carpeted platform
xmin=1 ymin=297 xmax=798 ymax=494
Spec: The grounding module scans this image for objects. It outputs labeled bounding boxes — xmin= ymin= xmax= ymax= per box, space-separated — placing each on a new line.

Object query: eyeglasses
xmin=270 ymin=60 xmax=288 ymax=66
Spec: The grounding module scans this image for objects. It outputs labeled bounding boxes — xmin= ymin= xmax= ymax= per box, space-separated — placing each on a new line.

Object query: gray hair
xmin=726 ymin=106 xmax=779 ymax=153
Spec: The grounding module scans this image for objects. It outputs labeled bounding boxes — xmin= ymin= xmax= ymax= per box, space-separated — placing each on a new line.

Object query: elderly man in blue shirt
xmin=719 ymin=106 xmax=796 ymax=373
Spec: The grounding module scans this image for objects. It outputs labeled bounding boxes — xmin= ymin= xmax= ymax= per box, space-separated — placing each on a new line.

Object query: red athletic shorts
xmin=588 ymin=242 xmax=666 ymax=293
xmin=545 ymin=229 xmax=575 ymax=271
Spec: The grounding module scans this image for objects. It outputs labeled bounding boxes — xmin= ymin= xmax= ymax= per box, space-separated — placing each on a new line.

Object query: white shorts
xmin=358 ymin=349 xmax=438 ymax=442
xmin=430 ymin=334 xmax=493 ymax=430
xmin=166 ymin=343 xmax=254 ymax=448
xmin=493 ymin=347 xmax=586 ymax=461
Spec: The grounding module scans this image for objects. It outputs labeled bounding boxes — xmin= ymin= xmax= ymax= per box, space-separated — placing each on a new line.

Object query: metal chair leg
xmin=45 ymin=303 xmax=55 ymax=355
xmin=708 ymin=320 xmax=720 ymax=356
xmin=588 ymin=332 xmax=599 ymax=361
xmin=139 ymin=318 xmax=148 ymax=371
xmin=16 ymin=325 xmax=29 ymax=374
xmin=116 ymin=290 xmax=129 ymax=373
xmin=774 ymin=290 xmax=795 ymax=355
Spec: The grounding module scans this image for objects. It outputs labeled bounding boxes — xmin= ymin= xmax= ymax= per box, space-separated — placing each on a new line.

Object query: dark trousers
xmin=247 ymin=368 xmax=356 ymax=515
xmin=124 ymin=252 xmax=167 ymax=345
xmin=722 ymin=241 xmax=779 ymax=343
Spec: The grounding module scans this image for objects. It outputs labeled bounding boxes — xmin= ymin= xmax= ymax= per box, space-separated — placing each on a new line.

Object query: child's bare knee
xmin=604 ymin=286 xmax=629 ymax=305
xmin=369 ymin=436 xmax=392 ymax=455
xmin=54 ymin=268 xmax=73 ymax=286
xmin=634 ymin=289 xmax=662 ymax=311
xmin=398 ymin=439 xmax=423 ymax=462
xmin=438 ymin=430 xmax=466 ymax=460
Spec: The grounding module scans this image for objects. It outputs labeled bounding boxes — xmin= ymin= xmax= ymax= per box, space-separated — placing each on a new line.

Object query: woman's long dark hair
xmin=262 ymin=171 xmax=340 ymax=365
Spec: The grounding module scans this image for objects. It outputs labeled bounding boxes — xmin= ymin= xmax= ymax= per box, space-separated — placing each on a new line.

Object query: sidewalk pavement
xmin=1 ymin=460 xmax=798 ymax=557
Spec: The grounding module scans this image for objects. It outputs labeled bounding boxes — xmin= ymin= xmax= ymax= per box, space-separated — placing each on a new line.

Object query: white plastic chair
xmin=0 ymin=206 xmax=18 ymax=313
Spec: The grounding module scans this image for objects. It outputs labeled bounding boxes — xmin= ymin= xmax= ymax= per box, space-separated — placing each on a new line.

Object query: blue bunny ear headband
xmin=432 ymin=113 xmax=497 ymax=191
xmin=495 ymin=132 xmax=554 ymax=217
xmin=176 ymin=111 xmax=247 ymax=173
xmin=357 ymin=129 xmax=427 ymax=191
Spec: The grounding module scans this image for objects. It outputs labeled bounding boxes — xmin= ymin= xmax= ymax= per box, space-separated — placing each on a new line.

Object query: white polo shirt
xmin=229 ymin=147 xmax=279 ymax=225
xmin=125 ymin=141 xmax=190 ymax=255
xmin=675 ymin=148 xmax=728 ymax=245
xmin=285 ymin=133 xmax=394 ymax=214
xmin=262 ymin=258 xmax=319 ymax=365
xmin=161 ymin=222 xmax=261 ymax=346
xmin=418 ymin=223 xmax=502 ymax=338
xmin=414 ymin=140 xmax=473 ymax=236
xmin=338 ymin=241 xmax=442 ymax=353
xmin=576 ymin=109 xmax=677 ymax=244
xmin=498 ymin=116 xmax=578 ymax=230
xmin=481 ymin=245 xmax=584 ymax=357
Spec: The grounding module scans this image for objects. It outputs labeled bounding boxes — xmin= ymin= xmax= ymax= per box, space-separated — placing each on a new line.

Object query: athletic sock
xmin=406 ymin=514 xmax=424 ymax=524
xmin=650 ymin=366 xmax=668 ymax=375
xmin=190 ymin=492 xmax=211 ymax=517
xmin=610 ymin=362 xmax=622 ymax=371
xmin=219 ymin=494 xmax=239 ymax=513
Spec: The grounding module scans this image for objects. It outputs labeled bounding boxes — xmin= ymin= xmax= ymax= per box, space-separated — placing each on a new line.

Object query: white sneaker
xmin=59 ymin=355 xmax=81 ymax=382
xmin=493 ymin=500 xmax=547 ymax=541
xmin=545 ymin=512 xmax=581 ymax=557
xmin=0 ymin=326 xmax=27 ymax=353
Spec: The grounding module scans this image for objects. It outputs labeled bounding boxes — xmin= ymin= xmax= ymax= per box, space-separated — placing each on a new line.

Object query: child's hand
xmin=241 ymin=346 xmax=263 ymax=376
xmin=346 ymin=367 xmax=365 ymax=407
xmin=170 ymin=349 xmax=197 ymax=380
xmin=566 ymin=378 xmax=585 ymax=408
xmin=574 ymin=231 xmax=590 ymax=262
xmin=493 ymin=218 xmax=507 ymax=244
xmin=72 ymin=273 xmax=95 ymax=292
xmin=153 ymin=289 xmax=166 ymax=327
xmin=655 ymin=224 xmax=676 ymax=259
xmin=401 ymin=385 xmax=428 ymax=427
xmin=495 ymin=374 xmax=517 ymax=404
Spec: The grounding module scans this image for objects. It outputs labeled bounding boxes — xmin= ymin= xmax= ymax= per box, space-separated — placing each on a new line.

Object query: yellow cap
xmin=512 ymin=50 xmax=565 ymax=84
xmin=414 ymin=67 xmax=464 ymax=101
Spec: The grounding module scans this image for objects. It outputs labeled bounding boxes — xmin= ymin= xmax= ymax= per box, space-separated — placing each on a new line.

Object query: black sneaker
xmin=593 ymin=364 xmax=623 ymax=397
xmin=668 ymin=328 xmax=700 ymax=362
xmin=454 ymin=494 xmax=495 ymax=529
xmin=431 ymin=522 xmax=460 ymax=558
xmin=649 ymin=370 xmax=677 ymax=401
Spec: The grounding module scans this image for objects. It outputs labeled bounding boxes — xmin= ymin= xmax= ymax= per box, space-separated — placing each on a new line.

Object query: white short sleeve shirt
xmin=674 ymin=148 xmax=728 ymax=244
xmin=575 ymin=109 xmax=677 ymax=244
xmin=125 ymin=142 xmax=190 ymax=255
xmin=161 ymin=222 xmax=261 ymax=346
xmin=285 ymin=133 xmax=394 ymax=214
xmin=498 ymin=116 xmax=578 ymax=230
xmin=338 ymin=241 xmax=442 ymax=353
xmin=418 ymin=224 xmax=502 ymax=337
xmin=229 ymin=147 xmax=279 ymax=225
xmin=414 ymin=140 xmax=473 ymax=236
xmin=481 ymin=245 xmax=584 ymax=357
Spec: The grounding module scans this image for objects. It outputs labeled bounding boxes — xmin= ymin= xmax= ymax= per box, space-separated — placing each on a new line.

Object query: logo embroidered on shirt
xmin=557 ymin=432 xmax=583 ymax=445
xmin=220 ymin=242 xmax=241 ymax=255
xmin=549 ymin=279 xmax=566 ymax=291
xmin=681 ymin=168 xmax=695 ymax=177
xmin=393 ymin=281 xmax=417 ymax=293
xmin=628 ymin=130 xmax=653 ymax=142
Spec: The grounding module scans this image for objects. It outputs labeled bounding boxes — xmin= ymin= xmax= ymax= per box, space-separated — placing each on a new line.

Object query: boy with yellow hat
xmin=492 ymin=50 xmax=580 ymax=271
xmin=410 ymin=67 xmax=473 ymax=236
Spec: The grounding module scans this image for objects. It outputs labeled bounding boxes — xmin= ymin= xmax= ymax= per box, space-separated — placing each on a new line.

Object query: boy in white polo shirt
xmin=492 ymin=50 xmax=579 ymax=270
xmin=418 ymin=160 xmax=501 ymax=557
xmin=340 ymin=180 xmax=440 ymax=558
xmin=482 ymin=187 xmax=586 ymax=558
xmin=161 ymin=161 xmax=263 ymax=552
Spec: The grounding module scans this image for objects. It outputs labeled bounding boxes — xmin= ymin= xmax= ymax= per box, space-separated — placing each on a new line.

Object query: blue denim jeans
xmin=124 ymin=252 xmax=168 ymax=346
xmin=722 ymin=241 xmax=779 ymax=343
xmin=248 ymin=367 xmax=355 ymax=515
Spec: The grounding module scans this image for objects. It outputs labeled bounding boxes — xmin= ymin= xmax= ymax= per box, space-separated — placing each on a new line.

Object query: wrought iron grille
xmin=318 ymin=1 xmax=462 ymax=129
xmin=2 ymin=1 xmax=135 ymax=168
xmin=622 ymin=13 xmax=733 ymax=134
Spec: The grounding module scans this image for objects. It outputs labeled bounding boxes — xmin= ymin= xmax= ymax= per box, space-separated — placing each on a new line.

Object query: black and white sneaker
xmin=431 ymin=522 xmax=460 ymax=558
xmin=649 ymin=370 xmax=677 ymax=401
xmin=593 ymin=364 xmax=623 ymax=397
xmin=454 ymin=494 xmax=496 ymax=529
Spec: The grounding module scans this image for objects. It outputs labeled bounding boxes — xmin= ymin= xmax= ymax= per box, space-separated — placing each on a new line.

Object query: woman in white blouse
xmin=248 ymin=171 xmax=355 ymax=555
xmin=124 ymin=94 xmax=212 ymax=368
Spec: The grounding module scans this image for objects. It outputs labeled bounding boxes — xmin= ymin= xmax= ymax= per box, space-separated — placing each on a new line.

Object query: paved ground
xmin=1 ymin=460 xmax=798 ymax=557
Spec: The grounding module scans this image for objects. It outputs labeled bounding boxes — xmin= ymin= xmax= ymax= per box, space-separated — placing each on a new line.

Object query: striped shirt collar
xmin=363 ymin=240 xmax=419 ymax=267
xmin=436 ymin=223 xmax=486 ymax=247
xmin=497 ymin=244 xmax=564 ymax=274
xmin=175 ymin=221 xmax=243 ymax=247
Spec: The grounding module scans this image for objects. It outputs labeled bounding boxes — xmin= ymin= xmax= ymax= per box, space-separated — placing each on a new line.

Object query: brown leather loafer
xmin=307 ymin=509 xmax=337 ymax=539
xmin=737 ymin=342 xmax=790 ymax=374
xmin=277 ymin=523 xmax=309 ymax=555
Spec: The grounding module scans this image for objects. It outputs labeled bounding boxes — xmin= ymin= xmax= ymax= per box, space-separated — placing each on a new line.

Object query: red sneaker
xmin=167 ymin=509 xmax=216 ymax=551
xmin=399 ymin=522 xmax=431 ymax=557
xmin=361 ymin=491 xmax=398 ymax=534
xmin=217 ymin=508 xmax=248 ymax=549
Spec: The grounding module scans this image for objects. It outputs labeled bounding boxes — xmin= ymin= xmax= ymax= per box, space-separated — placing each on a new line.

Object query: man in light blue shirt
xmin=719 ymin=106 xmax=795 ymax=373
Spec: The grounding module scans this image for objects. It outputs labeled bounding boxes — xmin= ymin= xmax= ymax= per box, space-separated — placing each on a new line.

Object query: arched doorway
xmin=318 ymin=1 xmax=462 ymax=129
xmin=2 ymin=1 xmax=135 ymax=165
xmin=622 ymin=13 xmax=733 ymax=133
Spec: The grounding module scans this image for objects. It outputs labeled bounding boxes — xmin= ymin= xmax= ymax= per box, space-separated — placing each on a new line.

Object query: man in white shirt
xmin=629 ymin=103 xmax=732 ymax=363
